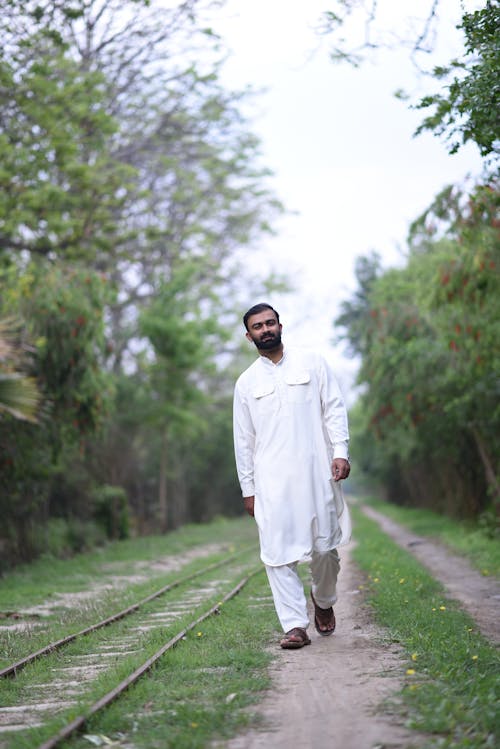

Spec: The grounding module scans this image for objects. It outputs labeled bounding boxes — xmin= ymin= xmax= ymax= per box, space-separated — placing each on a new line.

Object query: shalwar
xmin=266 ymin=549 xmax=340 ymax=632
xmin=233 ymin=346 xmax=351 ymax=632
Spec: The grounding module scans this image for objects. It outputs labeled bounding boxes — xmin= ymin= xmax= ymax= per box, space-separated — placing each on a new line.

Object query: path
xmin=213 ymin=505 xmax=500 ymax=749
xmin=362 ymin=505 xmax=500 ymax=644
xmin=214 ymin=543 xmax=421 ymax=749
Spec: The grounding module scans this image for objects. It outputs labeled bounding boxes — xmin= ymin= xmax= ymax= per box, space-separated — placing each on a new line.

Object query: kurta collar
xmin=259 ymin=346 xmax=286 ymax=367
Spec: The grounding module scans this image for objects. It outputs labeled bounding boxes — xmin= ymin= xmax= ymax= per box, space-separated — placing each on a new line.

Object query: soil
xmin=212 ymin=504 xmax=500 ymax=749
xmin=361 ymin=505 xmax=500 ymax=645
xmin=4 ymin=509 xmax=499 ymax=748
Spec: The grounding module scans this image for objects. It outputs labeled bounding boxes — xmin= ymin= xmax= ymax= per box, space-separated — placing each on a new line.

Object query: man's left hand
xmin=332 ymin=458 xmax=350 ymax=482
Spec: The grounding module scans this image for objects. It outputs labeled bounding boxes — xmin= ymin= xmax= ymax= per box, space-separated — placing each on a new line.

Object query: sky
xmin=210 ymin=0 xmax=485 ymax=398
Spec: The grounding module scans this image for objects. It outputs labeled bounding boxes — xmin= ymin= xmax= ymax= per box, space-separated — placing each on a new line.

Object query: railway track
xmin=0 ymin=545 xmax=262 ymax=748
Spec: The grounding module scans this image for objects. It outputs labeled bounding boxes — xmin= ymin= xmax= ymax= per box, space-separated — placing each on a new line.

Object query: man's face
xmin=245 ymin=310 xmax=282 ymax=351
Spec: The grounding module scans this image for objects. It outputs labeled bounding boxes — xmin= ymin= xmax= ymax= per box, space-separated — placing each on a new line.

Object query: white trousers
xmin=265 ymin=549 xmax=340 ymax=633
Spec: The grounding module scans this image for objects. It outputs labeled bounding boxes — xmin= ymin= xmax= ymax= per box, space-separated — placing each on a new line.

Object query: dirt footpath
xmin=362 ymin=505 xmax=500 ymax=645
xmin=215 ymin=543 xmax=421 ymax=749
xmin=214 ymin=507 xmax=500 ymax=749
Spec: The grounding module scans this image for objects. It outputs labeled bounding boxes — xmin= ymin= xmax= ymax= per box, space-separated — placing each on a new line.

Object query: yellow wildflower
xmin=406 ymin=668 xmax=415 ymax=675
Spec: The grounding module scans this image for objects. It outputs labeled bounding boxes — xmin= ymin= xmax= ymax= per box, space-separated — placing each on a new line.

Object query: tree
xmin=0 ymin=263 xmax=112 ymax=564
xmin=336 ymin=183 xmax=500 ymax=519
xmin=415 ymin=1 xmax=500 ymax=156
xmin=0 ymin=0 xmax=284 ymax=366
xmin=319 ymin=1 xmax=500 ymax=157
xmin=0 ymin=37 xmax=133 ymax=263
xmin=0 ymin=0 xmax=289 ymax=565
xmin=139 ymin=260 xmax=229 ymax=530
xmin=318 ymin=0 xmax=449 ymax=68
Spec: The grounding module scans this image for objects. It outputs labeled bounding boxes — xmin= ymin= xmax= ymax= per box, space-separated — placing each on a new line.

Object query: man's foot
xmin=311 ymin=591 xmax=336 ymax=636
xmin=280 ymin=627 xmax=311 ymax=649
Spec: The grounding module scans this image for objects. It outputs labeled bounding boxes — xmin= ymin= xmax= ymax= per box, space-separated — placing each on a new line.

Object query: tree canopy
xmin=0 ymin=0 xmax=288 ymax=568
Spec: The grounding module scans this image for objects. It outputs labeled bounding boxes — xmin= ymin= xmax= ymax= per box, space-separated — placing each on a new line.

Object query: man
xmin=233 ymin=303 xmax=351 ymax=649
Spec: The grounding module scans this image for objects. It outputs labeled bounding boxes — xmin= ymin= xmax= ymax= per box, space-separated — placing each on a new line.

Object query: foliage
xmin=337 ymin=182 xmax=500 ymax=519
xmin=0 ymin=317 xmax=39 ymax=421
xmin=92 ymin=485 xmax=130 ymax=540
xmin=0 ymin=35 xmax=133 ymax=263
xmin=0 ymin=262 xmax=112 ymax=565
xmin=319 ymin=1 xmax=500 ymax=157
xmin=415 ymin=1 xmax=500 ymax=156
xmin=0 ymin=0 xmax=288 ymax=567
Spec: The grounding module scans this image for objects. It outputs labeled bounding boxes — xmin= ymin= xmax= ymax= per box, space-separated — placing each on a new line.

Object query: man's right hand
xmin=243 ymin=496 xmax=255 ymax=517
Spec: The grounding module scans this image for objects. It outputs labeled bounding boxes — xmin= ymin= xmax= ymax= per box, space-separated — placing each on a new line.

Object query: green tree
xmin=336 ymin=184 xmax=500 ymax=519
xmin=0 ymin=0 xmax=289 ymax=564
xmin=139 ymin=261 xmax=229 ymax=530
xmin=415 ymin=1 xmax=500 ymax=156
xmin=0 ymin=39 xmax=133 ymax=263
xmin=0 ymin=263 xmax=112 ymax=564
xmin=320 ymin=1 xmax=500 ymax=157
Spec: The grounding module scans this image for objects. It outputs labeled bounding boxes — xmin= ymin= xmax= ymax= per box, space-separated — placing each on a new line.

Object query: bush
xmin=42 ymin=517 xmax=107 ymax=558
xmin=92 ymin=484 xmax=130 ymax=540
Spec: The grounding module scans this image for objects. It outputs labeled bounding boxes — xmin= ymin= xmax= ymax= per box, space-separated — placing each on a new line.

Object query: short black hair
xmin=243 ymin=303 xmax=280 ymax=331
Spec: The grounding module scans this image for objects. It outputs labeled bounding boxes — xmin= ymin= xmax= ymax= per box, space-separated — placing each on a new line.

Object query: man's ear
xmin=245 ymin=331 xmax=252 ymax=343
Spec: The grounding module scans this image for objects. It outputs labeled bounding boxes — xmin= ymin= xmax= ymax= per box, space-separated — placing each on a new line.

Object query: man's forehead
xmin=247 ymin=310 xmax=278 ymax=325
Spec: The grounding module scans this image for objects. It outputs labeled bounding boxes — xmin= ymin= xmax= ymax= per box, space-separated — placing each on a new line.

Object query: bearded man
xmin=233 ymin=302 xmax=351 ymax=649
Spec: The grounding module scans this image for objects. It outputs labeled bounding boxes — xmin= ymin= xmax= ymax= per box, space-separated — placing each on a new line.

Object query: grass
xmin=2 ymin=504 xmax=499 ymax=748
xmin=351 ymin=505 xmax=499 ymax=749
xmin=0 ymin=516 xmax=258 ymax=609
xmin=8 ymin=570 xmax=279 ymax=749
xmin=359 ymin=495 xmax=500 ymax=578
xmin=0 ymin=516 xmax=259 ymax=668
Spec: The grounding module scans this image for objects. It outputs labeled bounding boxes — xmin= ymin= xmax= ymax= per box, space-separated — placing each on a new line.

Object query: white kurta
xmin=233 ymin=346 xmax=351 ymax=566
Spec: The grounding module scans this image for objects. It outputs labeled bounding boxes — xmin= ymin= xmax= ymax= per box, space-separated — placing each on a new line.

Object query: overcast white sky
xmin=210 ymin=0 xmax=484 ymax=396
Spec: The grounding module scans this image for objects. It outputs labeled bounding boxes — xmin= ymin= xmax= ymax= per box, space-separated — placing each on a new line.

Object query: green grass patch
xmin=352 ymin=506 xmax=499 ymax=749
xmin=360 ymin=496 xmax=500 ymax=578
xmin=10 ymin=571 xmax=279 ymax=749
xmin=0 ymin=517 xmax=259 ymax=668
xmin=0 ymin=516 xmax=258 ymax=609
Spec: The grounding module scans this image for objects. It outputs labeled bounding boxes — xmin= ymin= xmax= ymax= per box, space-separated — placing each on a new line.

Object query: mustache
xmin=255 ymin=331 xmax=282 ymax=350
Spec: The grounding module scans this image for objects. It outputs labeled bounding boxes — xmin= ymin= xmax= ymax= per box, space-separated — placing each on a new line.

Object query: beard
xmin=255 ymin=331 xmax=282 ymax=350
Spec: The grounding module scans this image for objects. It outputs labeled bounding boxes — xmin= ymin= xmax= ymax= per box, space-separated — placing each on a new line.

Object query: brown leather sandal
xmin=311 ymin=591 xmax=336 ymax=636
xmin=280 ymin=627 xmax=311 ymax=649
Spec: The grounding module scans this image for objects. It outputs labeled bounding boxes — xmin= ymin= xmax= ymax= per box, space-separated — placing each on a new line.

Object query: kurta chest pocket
xmin=284 ymin=371 xmax=312 ymax=403
xmin=252 ymin=384 xmax=276 ymax=412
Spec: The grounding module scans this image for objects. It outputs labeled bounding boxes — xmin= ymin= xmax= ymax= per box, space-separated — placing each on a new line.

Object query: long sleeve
xmin=318 ymin=356 xmax=349 ymax=460
xmin=233 ymin=381 xmax=256 ymax=497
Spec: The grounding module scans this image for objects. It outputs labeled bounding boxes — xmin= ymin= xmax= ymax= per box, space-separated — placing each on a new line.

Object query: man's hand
xmin=332 ymin=458 xmax=350 ymax=482
xmin=243 ymin=496 xmax=255 ymax=517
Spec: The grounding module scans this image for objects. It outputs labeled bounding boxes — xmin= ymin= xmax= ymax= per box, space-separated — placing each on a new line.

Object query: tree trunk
xmin=158 ymin=428 xmax=168 ymax=532
xmin=470 ymin=425 xmax=500 ymax=503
